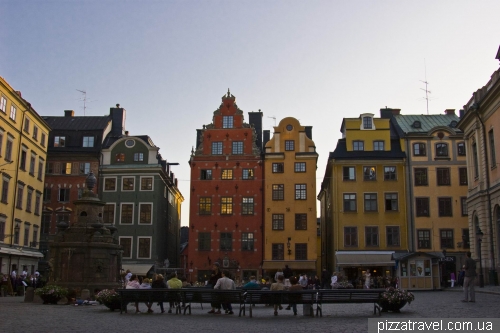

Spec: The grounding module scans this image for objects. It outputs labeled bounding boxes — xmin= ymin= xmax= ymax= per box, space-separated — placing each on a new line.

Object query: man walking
xmin=462 ymin=251 xmax=477 ymax=303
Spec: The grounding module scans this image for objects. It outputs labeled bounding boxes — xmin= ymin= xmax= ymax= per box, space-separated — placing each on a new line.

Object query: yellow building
xmin=0 ymin=76 xmax=50 ymax=277
xmin=319 ymin=111 xmax=408 ymax=287
xmin=263 ymin=117 xmax=318 ymax=278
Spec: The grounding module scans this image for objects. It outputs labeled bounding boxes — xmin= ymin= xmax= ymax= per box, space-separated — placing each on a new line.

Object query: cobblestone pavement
xmin=0 ymin=289 xmax=499 ymax=333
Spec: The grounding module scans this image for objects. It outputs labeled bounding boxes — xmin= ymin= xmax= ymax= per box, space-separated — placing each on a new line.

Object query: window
xmin=435 ymin=143 xmax=448 ymax=157
xmin=24 ymin=225 xmax=30 ymax=246
xmin=365 ymin=226 xmax=378 ymax=247
xmin=344 ymin=227 xmax=357 ymax=247
xmin=343 ymin=193 xmax=356 ymax=212
xmin=26 ymin=189 xmax=33 ymax=212
xmin=79 ymin=162 xmax=90 ymax=175
xmin=272 ymin=214 xmax=284 ymax=230
xmin=417 ymin=230 xmax=431 ymax=249
xmin=242 ymin=169 xmax=254 ymax=180
xmin=201 ymin=169 xmax=212 ymax=180
xmin=271 ymin=184 xmax=284 ymax=200
xmin=363 ymin=166 xmax=376 ymax=180
xmin=0 ymin=220 xmax=4 ymax=241
xmin=212 ymin=142 xmax=223 ymax=155
xmin=387 ymin=226 xmax=400 ymax=246
xmin=364 ymin=193 xmax=377 ymax=212
xmin=0 ymin=131 xmax=3 ymax=156
xmin=0 ymin=96 xmax=6 ymax=112
xmin=1 ymin=177 xmax=9 ymax=204
xmin=413 ymin=143 xmax=426 ymax=156
xmin=198 ymin=232 xmax=211 ymax=251
xmin=13 ymin=224 xmax=19 ymax=244
xmin=140 ymin=177 xmax=153 ymax=191
xmin=221 ymin=197 xmax=233 ymax=215
xmin=133 ymin=153 xmax=144 ymax=162
xmin=20 ymin=150 xmax=27 ymax=170
xmin=221 ymin=169 xmax=233 ymax=180
xmin=37 ymin=158 xmax=44 ymax=180
xmin=122 ymin=177 xmax=134 ymax=191
xmin=436 ymin=168 xmax=450 ymax=185
xmin=440 ymin=229 xmax=454 ymax=249
xmin=120 ymin=204 xmax=134 ymax=224
xmin=414 ymin=168 xmax=428 ymax=186
xmin=295 ymin=214 xmax=307 ymax=230
xmin=115 ymin=153 xmax=125 ymax=162
xmin=41 ymin=133 xmax=46 ymax=147
xmin=34 ymin=193 xmax=41 ymax=215
xmin=343 ymin=166 xmax=355 ymax=181
xmin=32 ymin=126 xmax=38 ymax=141
xmin=242 ymin=197 xmax=254 ymax=215
xmin=77 ymin=188 xmax=84 ymax=199
xmin=353 ymin=141 xmax=364 ymax=151
xmin=373 ymin=141 xmax=384 ymax=151
xmin=416 ymin=198 xmax=430 ymax=217
xmin=104 ymin=178 xmax=116 ymax=191
xmin=24 ymin=118 xmax=30 ymax=133
xmin=120 ymin=238 xmax=132 ymax=258
xmin=295 ymin=244 xmax=307 ymax=260
xmin=82 ymin=136 xmax=94 ymax=147
xmin=222 ymin=116 xmax=233 ymax=129
xmin=32 ymin=228 xmax=38 ymax=247
xmin=138 ymin=237 xmax=151 ymax=258
xmin=232 ymin=141 xmax=243 ymax=155
xmin=54 ymin=136 xmax=66 ymax=147
xmin=199 ymin=197 xmax=212 ymax=215
xmin=384 ymin=166 xmax=396 ymax=180
xmin=10 ymin=105 xmax=16 ymax=120
xmin=103 ymin=204 xmax=115 ymax=224
xmin=363 ymin=116 xmax=373 ymax=129
xmin=16 ymin=183 xmax=24 ymax=208
xmin=489 ymin=130 xmax=496 ymax=168
xmin=29 ymin=154 xmax=36 ymax=175
xmin=462 ymin=229 xmax=470 ymax=249
xmin=42 ymin=187 xmax=51 ymax=202
xmin=220 ymin=232 xmax=232 ymax=251
xmin=294 ymin=162 xmax=306 ymax=172
xmin=385 ymin=193 xmax=398 ymax=211
xmin=41 ymin=213 xmax=51 ymax=234
xmin=294 ymin=184 xmax=306 ymax=200
xmin=459 ymin=168 xmax=468 ymax=185
xmin=5 ymin=137 xmax=13 ymax=161
xmin=272 ymin=243 xmax=284 ymax=260
xmin=461 ymin=197 xmax=467 ymax=216
xmin=285 ymin=140 xmax=295 ymax=151
xmin=58 ymin=188 xmax=70 ymax=202
xmin=139 ymin=204 xmax=152 ymax=224
xmin=457 ymin=142 xmax=466 ymax=156
xmin=438 ymin=198 xmax=452 ymax=217
xmin=472 ymin=143 xmax=479 ymax=178
xmin=242 ymin=233 xmax=254 ymax=251
xmin=62 ymin=162 xmax=71 ymax=175
xmin=272 ymin=163 xmax=284 ymax=173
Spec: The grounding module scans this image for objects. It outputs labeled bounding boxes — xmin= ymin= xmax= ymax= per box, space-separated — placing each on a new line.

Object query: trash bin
xmin=302 ymin=304 xmax=313 ymax=316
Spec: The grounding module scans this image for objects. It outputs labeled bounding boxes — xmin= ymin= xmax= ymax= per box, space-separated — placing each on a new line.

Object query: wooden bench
xmin=182 ymin=288 xmax=246 ymax=316
xmin=118 ymin=289 xmax=183 ymax=314
xmin=315 ymin=289 xmax=383 ymax=317
xmin=243 ymin=290 xmax=318 ymax=318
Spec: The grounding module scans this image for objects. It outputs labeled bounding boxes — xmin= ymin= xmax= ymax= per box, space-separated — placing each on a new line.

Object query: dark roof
xmin=330 ymin=138 xmax=406 ymax=160
xmin=393 ymin=114 xmax=461 ymax=135
xmin=42 ymin=116 xmax=111 ymax=131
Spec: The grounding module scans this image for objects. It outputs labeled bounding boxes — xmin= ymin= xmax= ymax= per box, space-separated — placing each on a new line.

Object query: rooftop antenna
xmin=76 ymin=89 xmax=87 ymax=116
xmin=268 ymin=116 xmax=276 ymax=126
xmin=420 ymin=59 xmax=431 ymax=115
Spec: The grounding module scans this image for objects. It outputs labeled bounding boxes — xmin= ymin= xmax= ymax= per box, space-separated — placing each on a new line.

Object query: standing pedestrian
xmin=214 ymin=270 xmax=236 ymax=315
xmin=207 ymin=263 xmax=222 ymax=314
xmin=364 ymin=269 xmax=371 ymax=289
xmin=270 ymin=275 xmax=285 ymax=316
xmin=462 ymin=251 xmax=477 ymax=303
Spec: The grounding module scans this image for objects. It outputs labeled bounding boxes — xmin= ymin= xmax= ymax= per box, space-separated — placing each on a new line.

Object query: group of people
xmin=1 ymin=269 xmax=43 ymax=295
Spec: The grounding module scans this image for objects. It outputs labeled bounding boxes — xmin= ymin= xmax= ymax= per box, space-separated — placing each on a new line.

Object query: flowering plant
xmin=331 ymin=281 xmax=354 ymax=289
xmin=35 ymin=285 xmax=68 ymax=298
xmin=380 ymin=287 xmax=415 ymax=305
xmin=95 ymin=289 xmax=120 ymax=304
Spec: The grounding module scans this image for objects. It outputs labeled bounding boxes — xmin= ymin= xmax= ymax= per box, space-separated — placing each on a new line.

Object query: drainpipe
xmin=471 ymin=103 xmax=498 ymax=286
xmin=405 ymin=138 xmax=415 ymax=252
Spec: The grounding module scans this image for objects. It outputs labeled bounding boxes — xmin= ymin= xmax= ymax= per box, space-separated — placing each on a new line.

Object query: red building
xmin=188 ymin=90 xmax=264 ymax=284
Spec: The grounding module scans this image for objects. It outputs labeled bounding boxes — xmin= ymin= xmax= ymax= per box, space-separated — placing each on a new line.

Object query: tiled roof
xmin=330 ymin=139 xmax=406 ymax=160
xmin=393 ymin=114 xmax=461 ymax=134
xmin=42 ymin=116 xmax=111 ymax=130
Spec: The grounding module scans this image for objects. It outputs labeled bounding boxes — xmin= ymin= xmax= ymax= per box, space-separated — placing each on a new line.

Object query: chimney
xmin=248 ymin=110 xmax=264 ymax=152
xmin=109 ymin=104 xmax=126 ymax=136
xmin=305 ymin=126 xmax=313 ymax=140
xmin=445 ymin=109 xmax=455 ymax=115
xmin=64 ymin=110 xmax=75 ymax=117
xmin=380 ymin=108 xmax=400 ymax=118
xmin=263 ymin=130 xmax=270 ymax=147
xmin=459 ymin=109 xmax=465 ymax=118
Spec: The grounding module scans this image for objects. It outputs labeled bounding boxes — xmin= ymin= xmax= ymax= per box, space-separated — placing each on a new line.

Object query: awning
xmin=335 ymin=251 xmax=395 ymax=267
xmin=262 ymin=260 xmax=316 ymax=270
xmin=122 ymin=264 xmax=154 ymax=276
xmin=0 ymin=247 xmax=44 ymax=258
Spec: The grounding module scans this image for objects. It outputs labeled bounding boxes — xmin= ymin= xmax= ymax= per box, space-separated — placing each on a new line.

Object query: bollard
xmin=24 ymin=287 xmax=35 ymax=302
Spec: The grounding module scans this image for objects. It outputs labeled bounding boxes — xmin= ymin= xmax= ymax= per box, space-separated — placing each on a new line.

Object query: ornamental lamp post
xmin=476 ymin=230 xmax=484 ymax=288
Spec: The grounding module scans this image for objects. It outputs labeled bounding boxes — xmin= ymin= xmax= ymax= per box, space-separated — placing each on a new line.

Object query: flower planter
xmin=379 ymin=300 xmax=407 ymax=313
xmin=40 ymin=294 xmax=62 ymax=305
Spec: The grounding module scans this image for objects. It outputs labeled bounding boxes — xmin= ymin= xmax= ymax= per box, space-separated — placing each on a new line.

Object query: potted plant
xmin=379 ymin=287 xmax=415 ymax=312
xmin=95 ymin=289 xmax=122 ymax=311
xmin=35 ymin=285 xmax=68 ymax=304
xmin=331 ymin=281 xmax=354 ymax=289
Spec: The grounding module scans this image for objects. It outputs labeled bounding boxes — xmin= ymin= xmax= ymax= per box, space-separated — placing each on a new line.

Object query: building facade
xmin=319 ymin=112 xmax=408 ymax=287
xmin=187 ymin=91 xmax=264 ymax=284
xmin=0 ymin=76 xmax=50 ymax=276
xmin=263 ymin=117 xmax=318 ymax=277
xmin=99 ymin=134 xmax=183 ymax=276
xmin=458 ymin=50 xmax=500 ymax=286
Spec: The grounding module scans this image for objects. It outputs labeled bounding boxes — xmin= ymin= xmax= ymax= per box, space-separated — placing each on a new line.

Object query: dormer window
xmin=223 ymin=116 xmax=233 ymax=129
xmin=412 ymin=121 xmax=421 ymax=129
xmin=363 ymin=117 xmax=372 ymax=129
xmin=450 ymin=121 xmax=458 ymax=128
xmin=359 ymin=114 xmax=375 ymax=130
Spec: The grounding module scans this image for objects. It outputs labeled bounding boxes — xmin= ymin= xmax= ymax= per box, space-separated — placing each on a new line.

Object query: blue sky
xmin=2 ymin=0 xmax=499 ymax=225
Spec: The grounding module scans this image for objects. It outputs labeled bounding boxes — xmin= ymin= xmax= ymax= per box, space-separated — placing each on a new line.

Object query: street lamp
xmin=476 ymin=230 xmax=484 ymax=288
